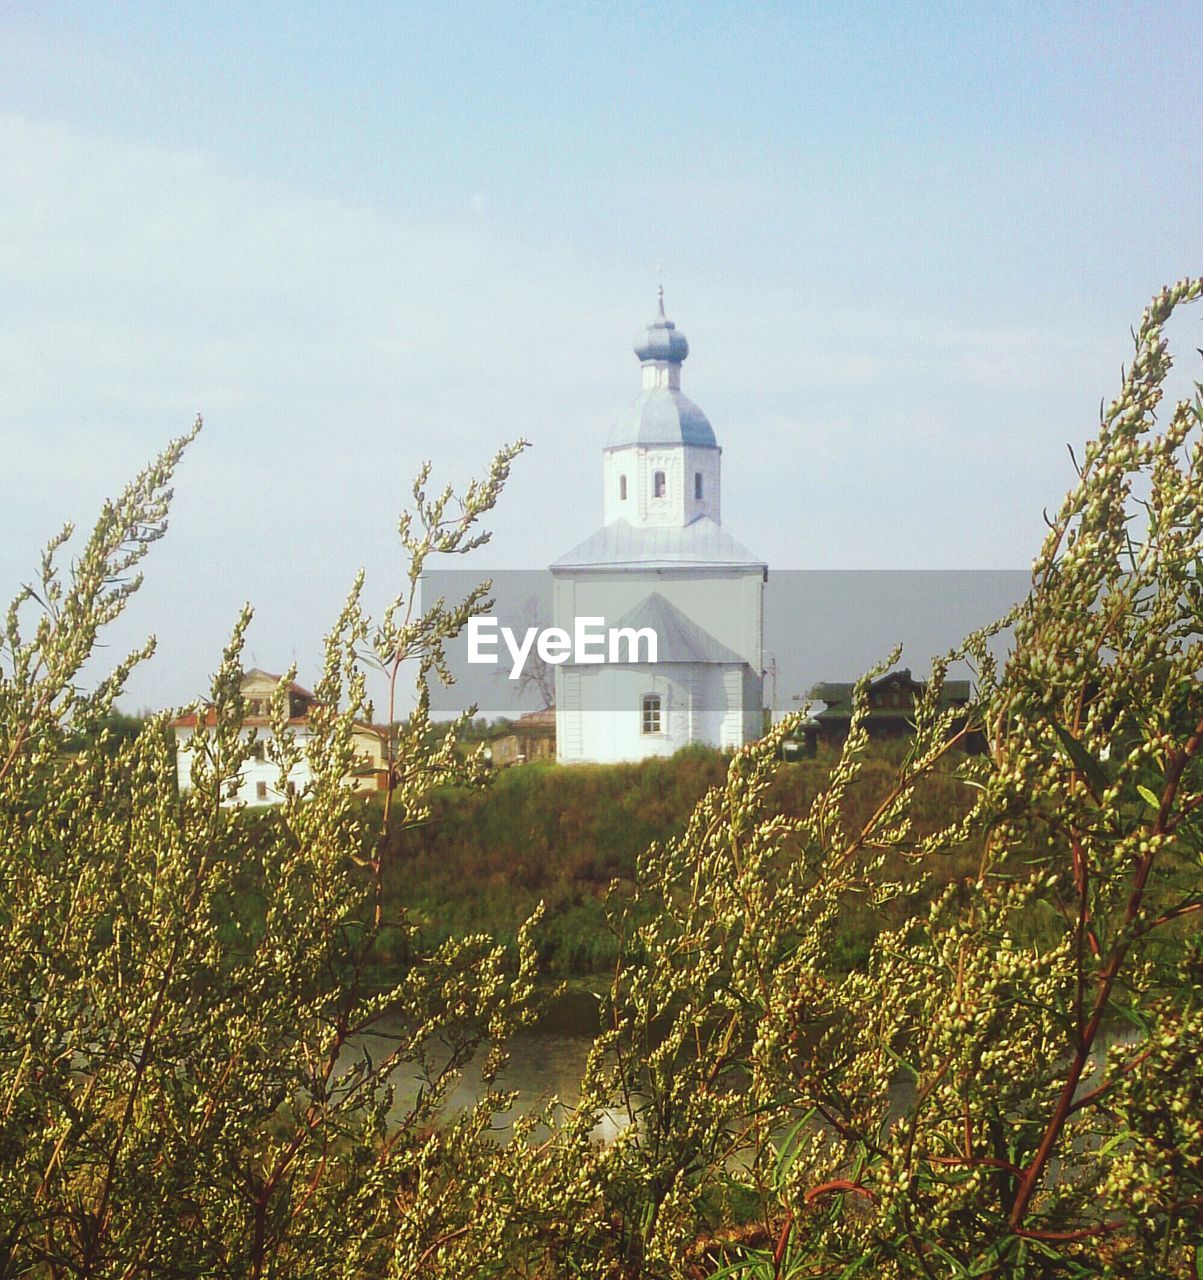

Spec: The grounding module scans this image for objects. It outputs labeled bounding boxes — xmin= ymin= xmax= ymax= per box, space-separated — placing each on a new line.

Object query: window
xmin=641 ymin=693 xmax=662 ymax=735
xmin=694 ymin=472 xmax=703 ymax=499
xmin=250 ymin=739 xmax=265 ymax=761
xmin=255 ymin=781 xmax=268 ymax=802
xmin=619 ymin=474 xmax=627 ymax=500
xmin=248 ymin=699 xmax=263 ymax=716
xmin=653 ymin=470 xmax=666 ymax=498
xmin=286 ymin=781 xmax=296 ymax=798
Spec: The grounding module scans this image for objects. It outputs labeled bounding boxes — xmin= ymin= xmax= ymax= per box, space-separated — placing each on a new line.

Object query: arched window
xmin=619 ymin=474 xmax=627 ymax=500
xmin=694 ymin=472 xmax=703 ymax=499
xmin=653 ymin=471 xmax=666 ymax=498
xmin=641 ymin=693 xmax=662 ymax=735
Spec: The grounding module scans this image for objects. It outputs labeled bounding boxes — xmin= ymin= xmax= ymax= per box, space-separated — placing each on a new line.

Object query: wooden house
xmin=489 ymin=708 xmax=557 ymax=767
xmin=807 ymin=668 xmax=982 ymax=753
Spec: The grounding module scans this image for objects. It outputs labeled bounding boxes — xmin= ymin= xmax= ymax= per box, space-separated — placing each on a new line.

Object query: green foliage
xmin=383 ymin=747 xmax=977 ymax=977
xmin=583 ymin=280 xmax=1203 ymax=1277
xmin=0 ymin=424 xmax=556 ymax=1277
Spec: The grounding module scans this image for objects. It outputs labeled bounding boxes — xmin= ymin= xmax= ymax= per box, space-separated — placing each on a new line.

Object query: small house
xmin=489 ymin=708 xmax=557 ymax=767
xmin=170 ymin=668 xmax=389 ymax=805
xmin=808 ymin=669 xmax=982 ymax=752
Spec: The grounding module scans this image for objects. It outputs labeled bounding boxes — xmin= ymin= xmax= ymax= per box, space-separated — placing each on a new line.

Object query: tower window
xmin=619 ymin=474 xmax=627 ymax=500
xmin=653 ymin=471 xmax=666 ymax=498
xmin=694 ymin=472 xmax=703 ymax=499
xmin=641 ymin=693 xmax=662 ymax=735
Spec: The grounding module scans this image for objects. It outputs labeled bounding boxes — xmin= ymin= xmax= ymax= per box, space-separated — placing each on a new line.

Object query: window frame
xmin=641 ymin=693 xmax=662 ymax=735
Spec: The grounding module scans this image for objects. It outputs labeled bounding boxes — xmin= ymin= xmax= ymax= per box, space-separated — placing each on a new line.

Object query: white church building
xmin=551 ymin=294 xmax=766 ymax=764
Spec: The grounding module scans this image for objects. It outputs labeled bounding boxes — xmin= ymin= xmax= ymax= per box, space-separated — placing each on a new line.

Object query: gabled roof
xmin=809 ymin=668 xmax=972 ymax=721
xmin=602 ymin=591 xmax=746 ymax=666
xmin=241 ymin=668 xmax=315 ymax=700
xmin=552 ymin=516 xmax=765 ymax=571
xmin=491 ymin=707 xmax=556 ymax=740
xmin=514 ymin=707 xmax=557 ymax=727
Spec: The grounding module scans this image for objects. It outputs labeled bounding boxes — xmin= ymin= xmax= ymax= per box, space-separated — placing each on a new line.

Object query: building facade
xmin=171 ymin=668 xmax=389 ymax=805
xmin=489 ymin=707 xmax=557 ymax=767
xmin=807 ymin=668 xmax=982 ymax=753
xmin=551 ymin=294 xmax=766 ymax=763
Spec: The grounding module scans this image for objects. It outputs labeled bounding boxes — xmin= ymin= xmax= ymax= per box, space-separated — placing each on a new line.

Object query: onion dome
xmin=633 ymin=288 xmax=690 ymax=363
xmin=606 ymin=290 xmax=717 ymax=449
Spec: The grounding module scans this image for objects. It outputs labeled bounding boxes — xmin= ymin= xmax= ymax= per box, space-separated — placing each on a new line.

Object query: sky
xmin=1 ymin=2 xmax=1201 ymax=713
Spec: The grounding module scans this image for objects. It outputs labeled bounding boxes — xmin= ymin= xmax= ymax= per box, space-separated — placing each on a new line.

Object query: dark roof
xmin=809 ymin=669 xmax=972 ymax=722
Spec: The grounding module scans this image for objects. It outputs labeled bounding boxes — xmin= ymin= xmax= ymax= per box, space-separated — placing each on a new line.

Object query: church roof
xmin=609 ymin=591 xmax=745 ymax=665
xmin=608 ymin=290 xmax=717 ymax=449
xmin=551 ymin=516 xmax=766 ymax=571
xmin=633 ymin=292 xmax=690 ymax=363
xmin=606 ymin=387 xmax=717 ymax=449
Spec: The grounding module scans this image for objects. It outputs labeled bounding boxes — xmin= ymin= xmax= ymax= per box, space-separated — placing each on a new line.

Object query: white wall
xmin=602 ymin=444 xmax=721 ymax=527
xmin=555 ymin=662 xmax=752 ymax=764
xmin=174 ymin=726 xmax=313 ymax=806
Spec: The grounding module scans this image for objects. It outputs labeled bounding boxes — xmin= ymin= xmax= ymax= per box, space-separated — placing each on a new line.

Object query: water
xmin=345 ymin=982 xmax=612 ymax=1134
xmin=345 ymin=985 xmax=1143 ymax=1159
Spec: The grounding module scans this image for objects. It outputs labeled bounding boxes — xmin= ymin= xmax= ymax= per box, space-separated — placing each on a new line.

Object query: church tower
xmin=551 ymin=294 xmax=766 ymax=764
xmin=602 ymin=290 xmax=722 ymax=529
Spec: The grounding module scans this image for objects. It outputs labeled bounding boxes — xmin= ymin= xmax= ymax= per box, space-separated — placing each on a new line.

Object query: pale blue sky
xmin=2 ymin=3 xmax=1201 ymax=710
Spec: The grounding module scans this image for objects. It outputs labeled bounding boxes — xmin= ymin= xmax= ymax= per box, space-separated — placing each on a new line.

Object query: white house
xmin=551 ymin=294 xmax=766 ymax=763
xmin=171 ymin=668 xmax=389 ymax=806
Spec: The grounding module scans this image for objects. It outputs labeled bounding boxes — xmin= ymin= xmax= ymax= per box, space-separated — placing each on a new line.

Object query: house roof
xmin=600 ymin=591 xmax=746 ymax=666
xmin=491 ymin=707 xmax=557 ymax=740
xmin=515 ymin=708 xmax=557 ymax=727
xmin=241 ymin=668 xmax=315 ymax=700
xmin=552 ymin=516 xmax=765 ymax=571
xmin=808 ymin=668 xmax=973 ymax=722
xmin=169 ymin=710 xmax=388 ymax=740
xmin=169 ymin=667 xmax=332 ymax=730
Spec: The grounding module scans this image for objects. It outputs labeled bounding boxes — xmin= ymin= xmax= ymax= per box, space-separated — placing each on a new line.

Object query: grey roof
xmin=633 ymin=289 xmax=690 ymax=363
xmin=810 ymin=669 xmax=973 ymax=719
xmin=604 ymin=591 xmax=745 ymax=665
xmin=634 ymin=314 xmax=689 ymax=363
xmin=606 ymin=387 xmax=717 ymax=449
xmin=551 ymin=516 xmax=766 ymax=571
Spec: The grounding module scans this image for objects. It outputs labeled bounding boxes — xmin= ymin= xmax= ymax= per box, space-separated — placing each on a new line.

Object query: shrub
xmin=0 ymin=428 xmax=561 ymax=1277
xmin=582 ymin=280 xmax=1203 ymax=1277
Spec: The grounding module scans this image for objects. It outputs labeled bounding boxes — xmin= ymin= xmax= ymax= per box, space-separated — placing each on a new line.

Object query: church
xmin=550 ymin=294 xmax=766 ymax=764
